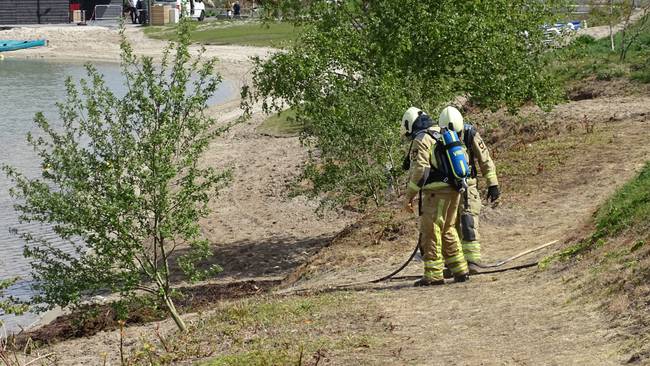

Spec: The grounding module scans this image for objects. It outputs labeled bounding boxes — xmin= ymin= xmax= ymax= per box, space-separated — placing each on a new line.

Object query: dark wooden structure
xmin=79 ymin=0 xmax=120 ymax=18
xmin=0 ymin=0 xmax=70 ymax=25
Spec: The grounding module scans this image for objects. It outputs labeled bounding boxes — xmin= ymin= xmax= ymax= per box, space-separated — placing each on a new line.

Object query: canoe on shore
xmin=0 ymin=39 xmax=47 ymax=52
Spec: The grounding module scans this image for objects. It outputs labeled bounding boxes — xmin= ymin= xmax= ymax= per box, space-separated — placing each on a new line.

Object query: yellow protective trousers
xmin=420 ymin=189 xmax=469 ymax=281
xmin=456 ymin=181 xmax=482 ymax=263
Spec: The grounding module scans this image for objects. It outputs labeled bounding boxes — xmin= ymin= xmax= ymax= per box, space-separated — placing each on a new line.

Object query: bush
xmin=573 ymin=34 xmax=597 ymax=47
xmin=2 ymin=20 xmax=230 ymax=332
xmin=596 ymin=64 xmax=628 ymax=80
xmin=631 ymin=69 xmax=650 ymax=83
xmin=245 ymin=0 xmax=563 ymax=209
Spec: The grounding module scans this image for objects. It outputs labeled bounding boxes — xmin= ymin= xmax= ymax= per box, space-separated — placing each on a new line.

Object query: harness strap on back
xmin=463 ymin=125 xmax=478 ymax=178
xmin=446 ymin=141 xmax=464 ymax=149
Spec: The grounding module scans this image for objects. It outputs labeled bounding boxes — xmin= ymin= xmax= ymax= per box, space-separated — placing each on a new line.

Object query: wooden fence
xmin=0 ymin=0 xmax=70 ymax=25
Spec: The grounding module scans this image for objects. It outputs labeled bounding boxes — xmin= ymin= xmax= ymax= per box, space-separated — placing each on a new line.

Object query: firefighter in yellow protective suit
xmin=439 ymin=107 xmax=500 ymax=271
xmin=402 ymin=107 xmax=470 ymax=286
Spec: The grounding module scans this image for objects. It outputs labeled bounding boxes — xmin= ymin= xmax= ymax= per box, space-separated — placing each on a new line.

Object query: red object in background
xmin=70 ymin=3 xmax=81 ymax=11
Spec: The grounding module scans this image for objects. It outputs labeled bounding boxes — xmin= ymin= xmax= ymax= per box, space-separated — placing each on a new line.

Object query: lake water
xmin=0 ymin=59 xmax=236 ymax=332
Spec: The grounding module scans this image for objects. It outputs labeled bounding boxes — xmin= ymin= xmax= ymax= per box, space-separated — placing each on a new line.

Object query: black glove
xmin=487 ymin=185 xmax=500 ymax=202
xmin=402 ymin=154 xmax=411 ymax=171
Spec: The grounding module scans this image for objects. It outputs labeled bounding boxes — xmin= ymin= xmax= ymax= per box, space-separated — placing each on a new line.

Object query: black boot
xmin=454 ymin=273 xmax=470 ymax=283
xmin=467 ymin=262 xmax=482 ymax=275
xmin=414 ymin=277 xmax=445 ymax=287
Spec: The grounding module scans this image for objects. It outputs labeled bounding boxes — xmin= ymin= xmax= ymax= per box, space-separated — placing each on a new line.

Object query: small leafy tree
xmin=618 ymin=2 xmax=650 ymax=60
xmin=596 ymin=0 xmax=632 ymax=51
xmin=243 ymin=0 xmax=564 ymax=210
xmin=0 ymin=278 xmax=27 ymax=323
xmin=589 ymin=0 xmax=650 ymax=56
xmin=2 ymin=20 xmax=229 ymax=332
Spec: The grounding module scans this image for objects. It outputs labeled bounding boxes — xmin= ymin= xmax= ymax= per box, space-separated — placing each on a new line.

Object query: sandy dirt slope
xmin=280 ymin=92 xmax=650 ymax=365
xmin=33 ymin=90 xmax=650 ymax=366
xmin=197 ymin=106 xmax=357 ymax=284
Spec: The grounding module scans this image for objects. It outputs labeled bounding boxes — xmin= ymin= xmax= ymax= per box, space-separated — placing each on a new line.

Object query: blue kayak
xmin=0 ymin=39 xmax=47 ymax=52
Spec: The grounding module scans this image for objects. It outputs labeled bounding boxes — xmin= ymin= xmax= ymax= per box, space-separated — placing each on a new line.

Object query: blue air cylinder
xmin=442 ymin=130 xmax=470 ymax=180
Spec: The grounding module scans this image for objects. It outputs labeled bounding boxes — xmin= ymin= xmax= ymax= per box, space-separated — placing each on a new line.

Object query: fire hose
xmin=322 ymin=238 xmax=560 ymax=290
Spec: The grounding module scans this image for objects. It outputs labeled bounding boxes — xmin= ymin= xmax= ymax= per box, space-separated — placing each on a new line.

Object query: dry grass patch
xmin=121 ymin=292 xmax=389 ymax=365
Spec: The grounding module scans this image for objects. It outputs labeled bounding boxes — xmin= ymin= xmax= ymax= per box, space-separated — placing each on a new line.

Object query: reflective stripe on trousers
xmin=420 ymin=189 xmax=469 ymax=280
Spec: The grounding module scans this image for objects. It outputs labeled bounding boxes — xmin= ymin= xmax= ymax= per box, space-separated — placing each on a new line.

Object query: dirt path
xmin=367 ymin=275 xmax=620 ymax=365
xmin=280 ymin=92 xmax=650 ymax=365
xmin=579 ymin=9 xmax=648 ymax=40
xmin=382 ymin=97 xmax=650 ymax=364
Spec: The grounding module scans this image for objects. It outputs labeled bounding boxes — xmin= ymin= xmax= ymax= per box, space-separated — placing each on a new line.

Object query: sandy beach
xmin=0 ymin=24 xmax=274 ymax=84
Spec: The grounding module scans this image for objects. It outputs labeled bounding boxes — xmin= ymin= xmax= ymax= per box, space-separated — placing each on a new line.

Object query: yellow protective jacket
xmin=463 ymin=126 xmax=498 ymax=187
xmin=406 ymin=127 xmax=464 ymax=202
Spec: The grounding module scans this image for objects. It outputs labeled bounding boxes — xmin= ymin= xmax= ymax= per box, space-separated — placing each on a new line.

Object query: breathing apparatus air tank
xmin=441 ymin=129 xmax=470 ymax=191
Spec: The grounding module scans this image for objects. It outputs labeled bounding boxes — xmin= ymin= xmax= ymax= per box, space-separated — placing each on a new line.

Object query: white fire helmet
xmin=401 ymin=107 xmax=423 ymax=136
xmin=438 ymin=106 xmax=464 ymax=133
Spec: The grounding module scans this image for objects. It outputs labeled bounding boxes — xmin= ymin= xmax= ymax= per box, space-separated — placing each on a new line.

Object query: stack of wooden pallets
xmin=151 ymin=5 xmax=171 ymax=25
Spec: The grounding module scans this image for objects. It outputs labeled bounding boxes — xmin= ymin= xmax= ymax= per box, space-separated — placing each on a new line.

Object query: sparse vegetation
xmin=10 ymin=280 xmax=278 ymax=346
xmin=551 ymin=14 xmax=650 ymax=85
xmin=118 ymin=293 xmax=386 ymax=365
xmin=256 ymin=109 xmax=302 ymax=137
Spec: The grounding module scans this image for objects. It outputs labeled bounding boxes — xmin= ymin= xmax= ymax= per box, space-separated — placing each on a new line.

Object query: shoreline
xmin=0 ymin=23 xmax=273 ymax=335
xmin=0 ymin=24 xmax=276 ymax=84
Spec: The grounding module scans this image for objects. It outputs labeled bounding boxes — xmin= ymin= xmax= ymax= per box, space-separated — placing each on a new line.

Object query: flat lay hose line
xmin=323 ymin=239 xmax=559 ymax=290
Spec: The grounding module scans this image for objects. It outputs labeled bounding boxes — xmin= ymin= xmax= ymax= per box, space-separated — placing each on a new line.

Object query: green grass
xmin=256 ymin=109 xmax=302 ymax=137
xmin=593 ymin=161 xmax=650 ymax=240
xmin=204 ymin=349 xmax=298 ymax=366
xmin=144 ymin=21 xmax=302 ymax=47
xmin=549 ymin=15 xmax=650 ymax=85
xmin=542 ymin=161 xmax=650 ymax=267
